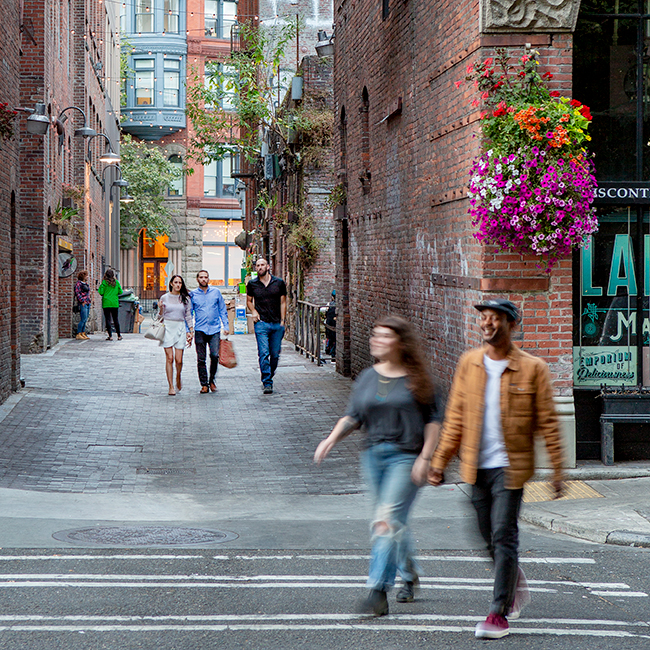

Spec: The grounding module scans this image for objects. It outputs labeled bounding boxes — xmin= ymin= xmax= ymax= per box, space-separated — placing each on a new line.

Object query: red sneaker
xmin=475 ymin=612 xmax=509 ymax=639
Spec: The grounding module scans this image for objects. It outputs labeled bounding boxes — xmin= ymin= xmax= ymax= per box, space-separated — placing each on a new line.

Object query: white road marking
xmin=225 ymin=554 xmax=596 ymax=564
xmin=0 ymin=623 xmax=645 ymax=638
xmin=0 ymin=555 xmax=202 ymax=561
xmin=590 ymin=591 xmax=648 ymax=598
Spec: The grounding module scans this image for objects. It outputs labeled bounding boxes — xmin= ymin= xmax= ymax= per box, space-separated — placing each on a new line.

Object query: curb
xmin=606 ymin=530 xmax=650 ymax=548
xmin=521 ymin=510 xmax=650 ymax=547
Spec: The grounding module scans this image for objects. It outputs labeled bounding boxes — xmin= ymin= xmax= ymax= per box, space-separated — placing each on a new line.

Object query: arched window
xmin=360 ymin=87 xmax=371 ymax=194
xmin=168 ymin=154 xmax=183 ymax=196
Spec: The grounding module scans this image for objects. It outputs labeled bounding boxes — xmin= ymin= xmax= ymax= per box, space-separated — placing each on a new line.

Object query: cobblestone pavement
xmin=1 ymin=332 xmax=363 ymax=495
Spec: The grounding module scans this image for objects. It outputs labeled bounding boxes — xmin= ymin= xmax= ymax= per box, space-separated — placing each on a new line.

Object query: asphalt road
xmin=0 ymin=531 xmax=647 ymax=650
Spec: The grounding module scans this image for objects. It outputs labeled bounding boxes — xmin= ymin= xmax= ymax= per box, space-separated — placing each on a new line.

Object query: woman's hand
xmin=314 ymin=437 xmax=336 ymax=464
xmin=411 ymin=456 xmax=430 ymax=486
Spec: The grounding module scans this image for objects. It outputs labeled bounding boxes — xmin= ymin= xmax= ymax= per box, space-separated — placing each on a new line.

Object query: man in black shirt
xmin=246 ymin=258 xmax=287 ymax=394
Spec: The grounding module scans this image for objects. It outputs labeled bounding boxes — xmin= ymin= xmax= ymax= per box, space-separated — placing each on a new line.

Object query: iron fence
xmin=294 ymin=300 xmax=332 ymax=366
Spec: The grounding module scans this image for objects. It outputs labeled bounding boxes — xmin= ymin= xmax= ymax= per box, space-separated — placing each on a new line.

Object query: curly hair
xmin=375 ymin=315 xmax=435 ymax=405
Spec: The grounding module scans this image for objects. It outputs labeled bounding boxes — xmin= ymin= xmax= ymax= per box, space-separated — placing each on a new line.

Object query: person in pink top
xmin=158 ymin=275 xmax=194 ymax=396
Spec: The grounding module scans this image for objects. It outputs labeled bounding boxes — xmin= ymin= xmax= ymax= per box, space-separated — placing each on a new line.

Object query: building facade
xmin=333 ymin=0 xmax=599 ymax=462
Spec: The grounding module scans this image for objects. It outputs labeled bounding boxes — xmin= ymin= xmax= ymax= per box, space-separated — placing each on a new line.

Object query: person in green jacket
xmin=98 ymin=269 xmax=123 ymax=341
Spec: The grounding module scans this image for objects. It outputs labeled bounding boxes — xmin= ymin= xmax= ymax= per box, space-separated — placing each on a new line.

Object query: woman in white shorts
xmin=158 ymin=275 xmax=194 ymax=395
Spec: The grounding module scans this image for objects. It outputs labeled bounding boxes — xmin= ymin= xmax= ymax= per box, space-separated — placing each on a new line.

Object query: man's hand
xmin=427 ymin=468 xmax=444 ymax=486
xmin=252 ymin=311 xmax=260 ymax=323
xmin=411 ymin=456 xmax=430 ymax=486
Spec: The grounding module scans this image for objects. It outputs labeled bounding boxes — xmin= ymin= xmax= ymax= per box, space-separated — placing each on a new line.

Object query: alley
xmin=1 ymin=332 xmax=359 ymax=496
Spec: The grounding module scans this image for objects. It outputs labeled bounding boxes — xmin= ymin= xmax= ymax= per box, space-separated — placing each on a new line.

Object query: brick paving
xmin=0 ymin=333 xmax=363 ymax=495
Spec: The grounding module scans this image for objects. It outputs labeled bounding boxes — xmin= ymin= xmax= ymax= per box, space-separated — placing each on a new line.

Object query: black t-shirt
xmin=345 ymin=367 xmax=441 ymax=453
xmin=246 ymin=275 xmax=287 ymax=323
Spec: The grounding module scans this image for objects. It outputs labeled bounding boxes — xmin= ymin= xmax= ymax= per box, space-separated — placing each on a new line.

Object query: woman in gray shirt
xmin=314 ymin=316 xmax=441 ymax=616
xmin=158 ymin=275 xmax=194 ymax=395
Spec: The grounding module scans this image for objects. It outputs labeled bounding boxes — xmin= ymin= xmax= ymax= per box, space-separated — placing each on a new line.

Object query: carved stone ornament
xmin=480 ymin=0 xmax=582 ymax=33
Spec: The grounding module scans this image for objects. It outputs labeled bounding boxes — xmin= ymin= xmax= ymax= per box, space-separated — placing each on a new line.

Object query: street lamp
xmin=87 ymin=132 xmax=120 ymax=164
xmin=54 ymin=106 xmax=97 ymax=145
xmin=18 ymin=103 xmax=51 ymax=135
xmin=315 ymin=30 xmax=334 ymax=58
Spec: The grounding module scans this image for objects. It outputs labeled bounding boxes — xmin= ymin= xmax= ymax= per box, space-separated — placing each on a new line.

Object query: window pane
xmin=135 ymin=68 xmax=154 ymax=104
xmin=168 ymin=155 xmax=183 ymax=196
xmin=203 ymin=160 xmax=217 ymax=196
xmin=227 ymin=220 xmax=243 ymax=242
xmin=203 ymin=246 xmax=226 ymax=285
xmin=135 ymin=0 xmax=154 ymax=32
xmin=228 ymin=246 xmax=244 ymax=285
xmin=222 ymin=155 xmax=234 ymax=195
xmin=222 ymin=0 xmax=237 ymax=38
xmin=164 ymin=70 xmax=180 ymax=106
xmin=222 ymin=64 xmax=236 ymax=110
xmin=164 ymin=13 xmax=179 ymax=32
xmin=203 ymin=220 xmax=227 ymax=242
xmin=205 ymin=0 xmax=218 ymax=37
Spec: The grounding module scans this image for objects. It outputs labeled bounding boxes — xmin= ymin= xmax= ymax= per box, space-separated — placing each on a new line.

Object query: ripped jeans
xmin=362 ymin=442 xmax=422 ymax=592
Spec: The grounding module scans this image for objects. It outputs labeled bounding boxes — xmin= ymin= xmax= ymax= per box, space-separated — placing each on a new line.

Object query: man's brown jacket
xmin=432 ymin=344 xmax=565 ymax=489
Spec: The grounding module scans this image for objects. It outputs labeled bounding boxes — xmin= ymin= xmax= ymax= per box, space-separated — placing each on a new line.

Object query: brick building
xmin=332 ymin=0 xmax=648 ymax=463
xmin=18 ymin=0 xmax=121 ymax=354
xmin=0 ymin=0 xmax=22 ymax=402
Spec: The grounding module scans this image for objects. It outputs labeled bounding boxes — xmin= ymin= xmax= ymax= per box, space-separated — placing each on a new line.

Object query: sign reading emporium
xmin=594 ymin=182 xmax=650 ymax=204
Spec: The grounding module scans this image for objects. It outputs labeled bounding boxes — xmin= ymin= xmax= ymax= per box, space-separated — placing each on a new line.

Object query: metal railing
xmin=294 ymin=300 xmax=330 ymax=366
xmin=119 ymin=286 xmax=161 ymax=315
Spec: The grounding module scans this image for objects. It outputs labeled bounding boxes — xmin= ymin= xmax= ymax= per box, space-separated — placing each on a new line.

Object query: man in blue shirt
xmin=190 ymin=270 xmax=230 ymax=394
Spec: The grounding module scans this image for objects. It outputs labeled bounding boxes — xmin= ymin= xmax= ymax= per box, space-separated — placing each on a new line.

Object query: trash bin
xmin=118 ymin=290 xmax=137 ymax=333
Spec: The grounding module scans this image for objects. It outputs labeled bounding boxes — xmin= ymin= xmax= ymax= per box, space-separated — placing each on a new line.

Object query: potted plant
xmin=0 ymin=103 xmax=17 ymax=141
xmin=600 ymin=385 xmax=650 ymax=415
xmin=458 ymin=49 xmax=599 ymax=271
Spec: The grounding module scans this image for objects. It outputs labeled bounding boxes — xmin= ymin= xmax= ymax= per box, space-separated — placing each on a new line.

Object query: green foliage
xmin=185 ymin=20 xmax=298 ymax=165
xmin=325 ymin=183 xmax=346 ymax=210
xmin=119 ymin=134 xmax=183 ymax=248
xmin=292 ymin=103 xmax=334 ymax=168
xmin=285 ymin=208 xmax=322 ymax=269
xmin=120 ymin=34 xmax=134 ymax=109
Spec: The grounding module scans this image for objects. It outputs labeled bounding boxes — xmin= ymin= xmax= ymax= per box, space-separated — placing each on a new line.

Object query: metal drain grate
xmin=52 ymin=526 xmax=238 ymax=547
xmin=524 ymin=480 xmax=603 ymax=503
xmin=136 ymin=467 xmax=196 ymax=475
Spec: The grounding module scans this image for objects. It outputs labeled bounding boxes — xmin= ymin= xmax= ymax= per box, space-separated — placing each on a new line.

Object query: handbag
xmin=219 ymin=337 xmax=237 ymax=368
xmin=144 ymin=316 xmax=165 ymax=342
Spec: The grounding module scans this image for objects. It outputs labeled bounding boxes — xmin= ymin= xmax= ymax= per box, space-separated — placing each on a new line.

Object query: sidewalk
xmin=0 ymin=330 xmax=649 ymax=548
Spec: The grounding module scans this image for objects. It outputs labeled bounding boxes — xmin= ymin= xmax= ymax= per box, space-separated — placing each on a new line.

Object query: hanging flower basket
xmin=0 ymin=102 xmax=18 ymax=141
xmin=458 ymin=50 xmax=599 ymax=271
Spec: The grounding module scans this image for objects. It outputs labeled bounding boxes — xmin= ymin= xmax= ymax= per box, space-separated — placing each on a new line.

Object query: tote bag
xmin=144 ymin=317 xmax=165 ymax=342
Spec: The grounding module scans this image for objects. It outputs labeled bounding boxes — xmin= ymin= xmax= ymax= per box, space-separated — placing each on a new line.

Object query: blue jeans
xmin=253 ymin=321 xmax=284 ymax=387
xmin=362 ymin=443 xmax=421 ymax=592
xmin=471 ymin=468 xmax=523 ymax=616
xmin=77 ymin=303 xmax=90 ymax=334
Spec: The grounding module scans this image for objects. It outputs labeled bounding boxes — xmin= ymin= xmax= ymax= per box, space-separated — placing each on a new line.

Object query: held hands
xmin=552 ymin=480 xmax=564 ymax=499
xmin=411 ymin=456 xmax=431 ymax=486
xmin=427 ymin=467 xmax=445 ymax=486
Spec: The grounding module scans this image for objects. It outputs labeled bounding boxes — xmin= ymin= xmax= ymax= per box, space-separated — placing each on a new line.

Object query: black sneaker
xmin=396 ymin=579 xmax=418 ymax=603
xmin=357 ymin=589 xmax=388 ymax=617
xmin=263 ymin=385 xmax=273 ymax=394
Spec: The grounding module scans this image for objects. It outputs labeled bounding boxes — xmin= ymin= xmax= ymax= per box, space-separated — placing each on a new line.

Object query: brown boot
xmin=76 ymin=333 xmax=85 ymax=340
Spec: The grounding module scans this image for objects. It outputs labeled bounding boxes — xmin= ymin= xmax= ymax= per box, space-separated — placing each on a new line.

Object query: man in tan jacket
xmin=428 ymin=299 xmax=564 ymax=639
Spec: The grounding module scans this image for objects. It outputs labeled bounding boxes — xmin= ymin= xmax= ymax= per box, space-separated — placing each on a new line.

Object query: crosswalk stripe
xmin=0 ymin=556 xmax=203 ymax=561
xmin=0 ymin=623 xmax=645 ymax=637
xmin=227 ymin=554 xmax=596 ymax=564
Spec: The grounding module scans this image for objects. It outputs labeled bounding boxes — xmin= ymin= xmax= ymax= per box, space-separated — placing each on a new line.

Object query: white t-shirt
xmin=478 ymin=354 xmax=510 ymax=469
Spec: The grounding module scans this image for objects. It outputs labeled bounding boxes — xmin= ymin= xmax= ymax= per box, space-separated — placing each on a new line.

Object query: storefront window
xmin=574 ymin=1 xmax=650 ymax=387
xmin=202 ymin=219 xmax=244 ymax=285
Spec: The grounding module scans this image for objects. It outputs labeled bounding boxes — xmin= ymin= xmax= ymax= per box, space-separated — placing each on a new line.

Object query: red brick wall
xmin=334 ymin=0 xmax=574 ymax=397
xmin=0 ymin=0 xmax=22 ymax=400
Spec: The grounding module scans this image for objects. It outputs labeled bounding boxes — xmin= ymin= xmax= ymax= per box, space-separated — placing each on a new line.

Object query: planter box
xmin=602 ymin=394 xmax=650 ymax=415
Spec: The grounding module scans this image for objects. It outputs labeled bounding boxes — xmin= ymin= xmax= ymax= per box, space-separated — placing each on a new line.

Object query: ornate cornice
xmin=480 ymin=0 xmax=581 ymax=33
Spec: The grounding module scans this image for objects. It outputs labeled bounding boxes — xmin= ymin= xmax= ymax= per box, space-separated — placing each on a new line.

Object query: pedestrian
xmin=74 ymin=270 xmax=92 ymax=340
xmin=325 ymin=289 xmax=336 ymax=358
xmin=314 ymin=316 xmax=441 ymax=617
xmin=97 ymin=269 xmax=123 ymax=341
xmin=428 ymin=299 xmax=565 ymax=639
xmin=246 ymin=258 xmax=287 ymax=394
xmin=190 ymin=270 xmax=230 ymax=394
xmin=158 ymin=275 xmax=194 ymax=396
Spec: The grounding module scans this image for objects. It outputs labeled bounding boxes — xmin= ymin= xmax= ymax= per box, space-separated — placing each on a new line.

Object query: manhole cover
xmin=52 ymin=526 xmax=238 ymax=547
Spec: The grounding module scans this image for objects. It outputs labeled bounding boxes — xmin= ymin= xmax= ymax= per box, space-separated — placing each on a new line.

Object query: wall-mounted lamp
xmin=55 ymin=106 xmax=97 ymax=144
xmin=315 ymin=30 xmax=334 ymax=58
xmin=13 ymin=103 xmax=52 ymax=135
xmin=87 ymin=132 xmax=120 ymax=164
